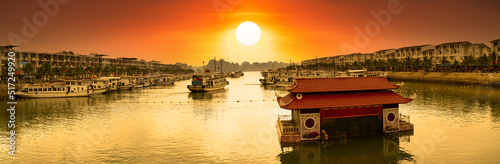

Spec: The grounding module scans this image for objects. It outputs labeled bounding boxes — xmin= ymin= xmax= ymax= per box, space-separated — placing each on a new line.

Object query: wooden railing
xmin=277 ymin=115 xmax=299 ymax=135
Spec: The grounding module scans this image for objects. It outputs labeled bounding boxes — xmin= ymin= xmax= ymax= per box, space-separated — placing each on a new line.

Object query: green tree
xmin=422 ymin=56 xmax=434 ymax=72
xmin=36 ymin=63 xmax=53 ymax=80
xmin=75 ymin=65 xmax=84 ymax=78
xmin=22 ymin=62 xmax=35 ymax=75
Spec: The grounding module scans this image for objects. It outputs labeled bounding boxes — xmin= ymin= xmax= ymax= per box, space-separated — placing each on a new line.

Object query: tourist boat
xmin=118 ymin=77 xmax=134 ymax=90
xmin=99 ymin=77 xmax=120 ymax=92
xmin=259 ymin=70 xmax=278 ymax=84
xmin=156 ymin=74 xmax=176 ymax=85
xmin=88 ymin=78 xmax=110 ymax=94
xmin=143 ymin=77 xmax=151 ymax=87
xmin=16 ymin=80 xmax=92 ymax=98
xmin=149 ymin=77 xmax=157 ymax=86
xmin=230 ymin=72 xmax=241 ymax=78
xmin=187 ymin=73 xmax=229 ymax=92
xmin=274 ymin=70 xmax=301 ymax=87
xmin=275 ymin=76 xmax=296 ymax=87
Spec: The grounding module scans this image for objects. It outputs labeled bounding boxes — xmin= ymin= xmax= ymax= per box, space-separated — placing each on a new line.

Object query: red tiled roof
xmin=286 ymin=77 xmax=399 ymax=93
xmin=277 ymin=91 xmax=412 ymax=110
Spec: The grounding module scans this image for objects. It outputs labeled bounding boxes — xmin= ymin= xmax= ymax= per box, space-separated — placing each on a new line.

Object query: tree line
xmin=289 ymin=51 xmax=499 ymax=73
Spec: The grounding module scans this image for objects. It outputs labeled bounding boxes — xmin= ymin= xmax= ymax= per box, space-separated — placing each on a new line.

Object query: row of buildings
xmin=0 ymin=45 xmax=182 ymax=72
xmin=302 ymin=39 xmax=500 ymax=66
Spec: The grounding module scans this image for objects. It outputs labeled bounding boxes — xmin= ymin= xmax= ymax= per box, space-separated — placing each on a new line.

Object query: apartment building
xmin=0 ymin=45 xmax=181 ymax=73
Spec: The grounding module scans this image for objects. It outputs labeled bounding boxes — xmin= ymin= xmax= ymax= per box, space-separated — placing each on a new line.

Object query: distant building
xmin=490 ymin=39 xmax=500 ymax=55
xmin=395 ymin=44 xmax=434 ymax=62
xmin=302 ymin=40 xmax=493 ymax=67
xmin=374 ymin=49 xmax=396 ymax=61
xmin=0 ymin=45 xmax=183 ymax=74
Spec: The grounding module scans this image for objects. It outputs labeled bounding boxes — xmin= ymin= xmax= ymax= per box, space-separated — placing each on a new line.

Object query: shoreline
xmin=388 ymin=71 xmax=500 ymax=86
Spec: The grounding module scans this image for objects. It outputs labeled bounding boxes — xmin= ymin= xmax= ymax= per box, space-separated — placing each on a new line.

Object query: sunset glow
xmin=1 ymin=0 xmax=499 ymax=66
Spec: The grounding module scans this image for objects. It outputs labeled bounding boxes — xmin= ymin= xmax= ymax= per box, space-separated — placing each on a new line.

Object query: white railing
xmin=277 ymin=115 xmax=299 ymax=135
xmin=400 ymin=113 xmax=410 ymax=123
xmin=279 ymin=115 xmax=292 ymax=121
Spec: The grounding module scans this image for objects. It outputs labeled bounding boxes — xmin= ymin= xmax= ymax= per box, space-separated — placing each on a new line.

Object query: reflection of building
xmin=279 ymin=133 xmax=414 ymax=163
xmin=276 ymin=77 xmax=413 ymax=143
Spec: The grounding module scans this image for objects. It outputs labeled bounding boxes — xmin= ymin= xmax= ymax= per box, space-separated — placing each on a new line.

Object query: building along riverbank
xmin=388 ymin=71 xmax=500 ymax=86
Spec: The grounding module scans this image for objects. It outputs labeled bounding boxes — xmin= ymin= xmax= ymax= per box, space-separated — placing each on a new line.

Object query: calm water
xmin=1 ymin=72 xmax=500 ymax=163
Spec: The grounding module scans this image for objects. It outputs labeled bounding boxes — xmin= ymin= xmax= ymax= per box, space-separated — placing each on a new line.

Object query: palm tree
xmin=422 ymin=56 xmax=434 ymax=72
xmin=103 ymin=65 xmax=111 ymax=76
xmin=37 ymin=63 xmax=53 ymax=81
xmin=75 ymin=65 xmax=84 ymax=78
xmin=439 ymin=57 xmax=450 ymax=72
xmin=414 ymin=58 xmax=422 ymax=71
xmin=22 ymin=62 xmax=35 ymax=75
xmin=94 ymin=65 xmax=102 ymax=76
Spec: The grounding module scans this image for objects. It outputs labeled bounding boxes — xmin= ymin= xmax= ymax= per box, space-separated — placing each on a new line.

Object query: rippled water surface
xmin=1 ymin=72 xmax=500 ymax=163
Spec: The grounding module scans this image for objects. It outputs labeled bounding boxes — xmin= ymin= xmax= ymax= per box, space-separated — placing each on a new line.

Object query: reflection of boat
xmin=187 ymin=73 xmax=229 ymax=92
xmin=188 ymin=89 xmax=227 ymax=99
xmin=16 ymin=80 xmax=92 ymax=98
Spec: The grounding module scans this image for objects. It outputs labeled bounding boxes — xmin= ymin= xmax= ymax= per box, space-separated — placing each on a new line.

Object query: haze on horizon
xmin=1 ymin=0 xmax=499 ymax=66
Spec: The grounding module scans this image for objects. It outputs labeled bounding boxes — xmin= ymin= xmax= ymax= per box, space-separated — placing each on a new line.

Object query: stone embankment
xmin=388 ymin=72 xmax=500 ymax=86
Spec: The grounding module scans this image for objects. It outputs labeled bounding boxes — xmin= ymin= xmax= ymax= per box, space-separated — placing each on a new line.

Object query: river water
xmin=1 ymin=72 xmax=500 ymax=163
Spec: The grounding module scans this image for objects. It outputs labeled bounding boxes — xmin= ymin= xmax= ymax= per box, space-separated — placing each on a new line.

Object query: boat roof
xmin=277 ymin=91 xmax=412 ymax=110
xmin=286 ymin=77 xmax=399 ymax=93
xmin=99 ymin=77 xmax=121 ymax=80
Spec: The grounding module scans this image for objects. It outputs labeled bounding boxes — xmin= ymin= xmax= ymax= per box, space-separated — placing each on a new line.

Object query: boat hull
xmin=119 ymin=85 xmax=133 ymax=90
xmin=91 ymin=89 xmax=107 ymax=94
xmin=187 ymin=85 xmax=226 ymax=92
xmin=259 ymin=79 xmax=274 ymax=85
xmin=16 ymin=91 xmax=90 ymax=98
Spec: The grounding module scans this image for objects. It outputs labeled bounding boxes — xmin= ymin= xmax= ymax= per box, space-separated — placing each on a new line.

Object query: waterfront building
xmin=490 ymin=39 xmax=500 ymax=56
xmin=276 ymin=77 xmax=413 ymax=142
xmin=0 ymin=45 xmax=182 ymax=74
xmin=395 ymin=44 xmax=434 ymax=62
xmin=374 ymin=49 xmax=396 ymax=61
xmin=434 ymin=41 xmax=471 ymax=64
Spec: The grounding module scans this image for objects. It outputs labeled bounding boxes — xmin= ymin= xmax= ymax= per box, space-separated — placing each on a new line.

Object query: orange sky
xmin=1 ymin=0 xmax=500 ymax=65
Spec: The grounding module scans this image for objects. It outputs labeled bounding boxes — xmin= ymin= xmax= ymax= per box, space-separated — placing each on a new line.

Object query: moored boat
xmin=187 ymin=73 xmax=228 ymax=92
xmin=88 ymin=78 xmax=110 ymax=94
xmin=99 ymin=77 xmax=120 ymax=92
xmin=16 ymin=80 xmax=92 ymax=98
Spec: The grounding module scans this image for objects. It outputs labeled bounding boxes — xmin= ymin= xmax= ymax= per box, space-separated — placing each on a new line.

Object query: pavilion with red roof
xmin=276 ymin=77 xmax=413 ymax=143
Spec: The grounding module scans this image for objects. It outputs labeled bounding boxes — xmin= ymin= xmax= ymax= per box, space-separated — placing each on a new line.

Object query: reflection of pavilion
xmin=278 ymin=132 xmax=415 ymax=163
xmin=276 ymin=77 xmax=414 ymax=143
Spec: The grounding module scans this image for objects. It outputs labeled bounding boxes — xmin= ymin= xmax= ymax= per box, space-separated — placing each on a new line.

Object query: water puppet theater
xmin=276 ymin=77 xmax=414 ymax=143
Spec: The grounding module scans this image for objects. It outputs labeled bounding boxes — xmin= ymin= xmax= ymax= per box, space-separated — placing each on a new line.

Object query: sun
xmin=235 ymin=21 xmax=261 ymax=46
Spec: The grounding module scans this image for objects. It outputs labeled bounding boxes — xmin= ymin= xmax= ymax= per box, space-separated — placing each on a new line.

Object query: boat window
xmin=48 ymin=88 xmax=52 ymax=91
xmin=29 ymin=88 xmax=33 ymax=92
xmin=43 ymin=88 xmax=47 ymax=91
xmin=62 ymin=88 xmax=65 ymax=91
